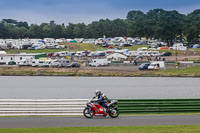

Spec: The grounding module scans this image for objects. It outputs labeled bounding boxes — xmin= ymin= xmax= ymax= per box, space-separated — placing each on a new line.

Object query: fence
xmin=0 ymin=99 xmax=88 ymax=116
xmin=118 ymin=99 xmax=200 ymax=114
xmin=1 ymin=99 xmax=200 ymax=116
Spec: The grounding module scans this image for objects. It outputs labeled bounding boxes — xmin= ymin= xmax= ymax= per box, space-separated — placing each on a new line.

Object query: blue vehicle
xmin=138 ymin=63 xmax=150 ymax=70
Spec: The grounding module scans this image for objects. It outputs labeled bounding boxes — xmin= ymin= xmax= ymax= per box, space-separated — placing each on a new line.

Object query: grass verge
xmin=154 ymin=66 xmax=200 ymax=77
xmin=1 ymin=125 xmax=200 ymax=133
xmin=0 ymin=66 xmax=200 ymax=77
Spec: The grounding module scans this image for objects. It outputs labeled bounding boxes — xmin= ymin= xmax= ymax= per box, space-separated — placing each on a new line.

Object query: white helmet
xmin=95 ymin=90 xmax=101 ymax=97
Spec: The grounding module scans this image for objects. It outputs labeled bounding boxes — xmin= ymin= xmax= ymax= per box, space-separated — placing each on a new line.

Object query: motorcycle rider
xmin=94 ymin=90 xmax=109 ymax=113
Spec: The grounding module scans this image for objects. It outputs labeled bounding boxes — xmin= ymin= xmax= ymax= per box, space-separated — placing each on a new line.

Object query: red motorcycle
xmin=83 ymin=98 xmax=119 ymax=118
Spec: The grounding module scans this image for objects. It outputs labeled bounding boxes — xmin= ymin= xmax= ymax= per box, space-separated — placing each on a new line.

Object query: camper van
xmin=31 ymin=59 xmax=51 ymax=67
xmin=89 ymin=59 xmax=109 ymax=67
xmin=18 ymin=60 xmax=32 ymax=66
xmin=56 ymin=59 xmax=80 ymax=68
xmin=148 ymin=61 xmax=166 ymax=70
xmin=169 ymin=43 xmax=187 ymax=51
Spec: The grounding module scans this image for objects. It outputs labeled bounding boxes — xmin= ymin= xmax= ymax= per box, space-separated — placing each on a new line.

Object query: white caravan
xmin=89 ymin=59 xmax=109 ymax=67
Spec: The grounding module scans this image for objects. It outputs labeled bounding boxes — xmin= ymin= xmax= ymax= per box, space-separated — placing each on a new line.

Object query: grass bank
xmin=1 ymin=125 xmax=200 ymax=133
xmin=6 ymin=43 xmax=147 ymax=54
xmin=154 ymin=66 xmax=200 ymax=77
xmin=0 ymin=66 xmax=200 ymax=77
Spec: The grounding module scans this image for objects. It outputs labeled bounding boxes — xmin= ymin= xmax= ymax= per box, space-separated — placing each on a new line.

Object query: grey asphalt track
xmin=0 ymin=115 xmax=200 ymax=128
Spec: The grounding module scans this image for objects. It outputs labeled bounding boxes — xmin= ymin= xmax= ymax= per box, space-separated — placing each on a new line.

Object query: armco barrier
xmin=118 ymin=99 xmax=200 ymax=113
xmin=1 ymin=99 xmax=200 ymax=116
xmin=0 ymin=99 xmax=88 ymax=116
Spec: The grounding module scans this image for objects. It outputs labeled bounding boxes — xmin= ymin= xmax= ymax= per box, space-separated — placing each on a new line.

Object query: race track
xmin=0 ymin=115 xmax=200 ymax=128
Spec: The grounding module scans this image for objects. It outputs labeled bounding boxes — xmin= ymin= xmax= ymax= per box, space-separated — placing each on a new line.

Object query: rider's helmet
xmin=95 ymin=90 xmax=102 ymax=97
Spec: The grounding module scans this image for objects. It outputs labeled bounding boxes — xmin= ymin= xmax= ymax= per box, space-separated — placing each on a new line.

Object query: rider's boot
xmin=104 ymin=107 xmax=107 ymax=114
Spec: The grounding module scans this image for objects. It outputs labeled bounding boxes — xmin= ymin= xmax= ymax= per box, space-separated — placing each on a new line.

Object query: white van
xmin=148 ymin=61 xmax=166 ymax=70
xmin=89 ymin=59 xmax=109 ymax=67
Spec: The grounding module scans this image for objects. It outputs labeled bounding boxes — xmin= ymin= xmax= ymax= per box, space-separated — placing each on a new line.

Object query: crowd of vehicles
xmin=18 ymin=59 xmax=80 ymax=68
xmin=1 ymin=36 xmax=197 ymax=51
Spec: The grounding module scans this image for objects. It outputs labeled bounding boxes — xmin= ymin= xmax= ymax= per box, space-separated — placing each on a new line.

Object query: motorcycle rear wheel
xmin=83 ymin=107 xmax=94 ymax=118
xmin=109 ymin=108 xmax=119 ymax=118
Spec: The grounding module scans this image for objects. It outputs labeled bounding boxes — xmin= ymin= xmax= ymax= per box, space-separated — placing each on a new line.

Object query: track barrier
xmin=1 ymin=99 xmax=200 ymax=116
xmin=118 ymin=99 xmax=200 ymax=113
xmin=0 ymin=99 xmax=88 ymax=116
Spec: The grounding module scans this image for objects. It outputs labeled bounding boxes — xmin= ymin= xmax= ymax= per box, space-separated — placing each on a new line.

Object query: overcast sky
xmin=0 ymin=0 xmax=200 ymax=25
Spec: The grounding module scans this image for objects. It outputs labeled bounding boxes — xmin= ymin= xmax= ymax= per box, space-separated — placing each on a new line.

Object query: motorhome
xmin=88 ymin=51 xmax=106 ymax=57
xmin=0 ymin=39 xmax=7 ymax=49
xmin=18 ymin=60 xmax=32 ymax=66
xmin=31 ymin=59 xmax=51 ymax=67
xmin=169 ymin=43 xmax=187 ymax=51
xmin=95 ymin=38 xmax=105 ymax=45
xmin=75 ymin=51 xmax=87 ymax=57
xmin=138 ymin=51 xmax=160 ymax=57
xmin=55 ymin=51 xmax=71 ymax=57
xmin=127 ymin=51 xmax=138 ymax=57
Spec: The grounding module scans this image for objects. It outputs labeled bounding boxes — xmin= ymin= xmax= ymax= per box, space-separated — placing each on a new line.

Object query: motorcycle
xmin=83 ymin=98 xmax=119 ymax=118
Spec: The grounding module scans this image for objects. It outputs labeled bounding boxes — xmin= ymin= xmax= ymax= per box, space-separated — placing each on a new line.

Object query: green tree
xmin=73 ymin=23 xmax=86 ymax=38
xmin=146 ymin=9 xmax=186 ymax=45
xmin=40 ymin=23 xmax=51 ymax=38
xmin=127 ymin=10 xmax=146 ymax=38
xmin=17 ymin=27 xmax=28 ymax=38
xmin=65 ymin=23 xmax=75 ymax=38
xmin=184 ymin=9 xmax=200 ymax=43
xmin=29 ymin=24 xmax=42 ymax=38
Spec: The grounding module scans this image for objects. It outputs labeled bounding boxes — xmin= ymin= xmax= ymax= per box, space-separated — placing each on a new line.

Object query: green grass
xmin=0 ymin=66 xmax=200 ymax=77
xmin=156 ymin=66 xmax=200 ymax=77
xmin=6 ymin=43 xmax=105 ymax=54
xmin=191 ymin=48 xmax=200 ymax=52
xmin=1 ymin=125 xmax=200 ymax=133
xmin=6 ymin=48 xmax=69 ymax=54
xmin=158 ymin=49 xmax=185 ymax=56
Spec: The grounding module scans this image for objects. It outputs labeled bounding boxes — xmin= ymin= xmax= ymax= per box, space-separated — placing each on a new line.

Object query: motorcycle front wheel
xmin=109 ymin=108 xmax=119 ymax=118
xmin=83 ymin=107 xmax=94 ymax=118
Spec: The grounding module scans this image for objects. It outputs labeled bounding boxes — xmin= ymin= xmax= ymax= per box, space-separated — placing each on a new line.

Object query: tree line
xmin=0 ymin=9 xmax=200 ymax=44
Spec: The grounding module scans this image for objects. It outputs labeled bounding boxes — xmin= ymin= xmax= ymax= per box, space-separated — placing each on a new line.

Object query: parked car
xmin=8 ymin=61 xmax=16 ymax=65
xmin=161 ymin=52 xmax=172 ymax=56
xmin=138 ymin=63 xmax=150 ymax=70
xmin=68 ymin=62 xmax=80 ymax=68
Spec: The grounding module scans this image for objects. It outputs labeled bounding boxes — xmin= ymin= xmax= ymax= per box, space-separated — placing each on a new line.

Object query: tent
xmin=69 ymin=40 xmax=77 ymax=43
xmin=193 ymin=44 xmax=200 ymax=48
xmin=106 ymin=53 xmax=127 ymax=61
